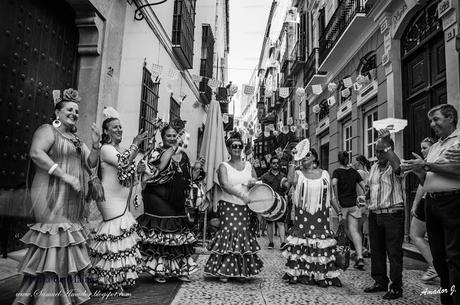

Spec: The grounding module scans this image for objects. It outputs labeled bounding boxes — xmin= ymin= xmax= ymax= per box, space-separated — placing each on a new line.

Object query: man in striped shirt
xmin=364 ymin=129 xmax=405 ymax=300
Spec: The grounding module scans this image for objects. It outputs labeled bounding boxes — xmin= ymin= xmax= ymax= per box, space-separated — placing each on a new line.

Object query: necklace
xmin=53 ymin=126 xmax=82 ymax=153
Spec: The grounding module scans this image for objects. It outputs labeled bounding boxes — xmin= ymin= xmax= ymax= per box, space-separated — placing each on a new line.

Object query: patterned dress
xmin=282 ymin=170 xmax=340 ymax=285
xmin=137 ymin=148 xmax=197 ymax=278
xmin=204 ymin=162 xmax=263 ymax=278
xmin=14 ymin=125 xmax=92 ymax=305
xmin=88 ymin=145 xmax=143 ymax=290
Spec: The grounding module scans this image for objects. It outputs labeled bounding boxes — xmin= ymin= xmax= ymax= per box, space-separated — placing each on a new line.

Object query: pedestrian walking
xmin=259 ymin=156 xmax=289 ymax=249
xmin=402 ymin=104 xmax=460 ymax=305
xmin=13 ymin=88 xmax=101 ymax=305
xmin=283 ymin=145 xmax=342 ymax=287
xmin=353 ymin=155 xmax=372 ymax=257
xmin=137 ymin=121 xmax=198 ymax=283
xmin=364 ymin=128 xmax=405 ymax=300
xmin=332 ymin=151 xmax=367 ymax=270
xmin=408 ymin=137 xmax=438 ymax=282
xmin=87 ymin=108 xmax=148 ymax=295
xmin=204 ymin=132 xmax=263 ymax=282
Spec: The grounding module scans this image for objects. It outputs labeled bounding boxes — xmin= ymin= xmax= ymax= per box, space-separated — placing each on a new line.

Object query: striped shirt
xmin=368 ymin=162 xmax=404 ymax=210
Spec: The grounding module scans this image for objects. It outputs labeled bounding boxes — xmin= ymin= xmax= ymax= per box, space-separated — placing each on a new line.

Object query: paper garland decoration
xmin=151 ymin=64 xmax=163 ymax=77
xmin=229 ymin=84 xmax=238 ymax=95
xmin=273 ymin=130 xmax=279 ymax=136
xmin=285 ymin=7 xmax=300 ymax=23
xmin=287 ymin=117 xmax=293 ymax=125
xmin=264 ymin=131 xmax=270 ymax=137
xmin=282 ymin=126 xmax=289 ymax=134
xmin=265 ymin=87 xmax=273 ymax=97
xmin=356 ymin=74 xmax=369 ymax=85
xmin=279 ymin=87 xmax=290 ymax=98
xmin=222 ymin=114 xmax=229 ymax=123
xmin=290 ymin=125 xmax=297 ymax=132
xmin=299 ymin=111 xmax=306 ymax=120
xmin=265 ymin=154 xmax=272 ymax=163
xmin=207 ymin=78 xmax=219 ymax=89
xmin=277 ymin=121 xmax=283 ymax=130
xmin=328 ymin=82 xmax=337 ymax=92
xmin=166 ymin=68 xmax=179 ymax=80
xmin=327 ymin=96 xmax=336 ymax=106
xmin=264 ymin=125 xmax=271 ymax=133
xmin=343 ymin=77 xmax=353 ymax=88
xmin=353 ymin=82 xmax=362 ymax=92
xmin=312 ymin=104 xmax=320 ymax=114
xmin=312 ymin=84 xmax=323 ymax=95
xmin=243 ymin=84 xmax=255 ymax=96
xmin=192 ymin=74 xmax=202 ymax=83
xmin=268 ymin=124 xmax=275 ymax=131
xmin=295 ymin=87 xmax=305 ymax=98
xmin=341 ymin=88 xmax=351 ymax=98
xmin=301 ymin=123 xmax=308 ymax=130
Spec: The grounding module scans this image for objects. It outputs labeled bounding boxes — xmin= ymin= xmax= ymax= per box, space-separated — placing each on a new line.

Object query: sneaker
xmin=354 ymin=258 xmax=365 ymax=270
xmin=421 ymin=266 xmax=438 ymax=282
xmin=268 ymin=242 xmax=274 ymax=249
xmin=364 ymin=283 xmax=387 ymax=293
xmin=382 ymin=289 xmax=402 ymax=300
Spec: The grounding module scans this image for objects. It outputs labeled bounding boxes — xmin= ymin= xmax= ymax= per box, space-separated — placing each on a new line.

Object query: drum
xmin=247 ymin=183 xmax=275 ymax=214
xmin=248 ymin=184 xmax=287 ymax=222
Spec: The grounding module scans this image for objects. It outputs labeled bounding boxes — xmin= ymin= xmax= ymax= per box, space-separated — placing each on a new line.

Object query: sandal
xmin=154 ymin=277 xmax=166 ymax=284
xmin=116 ymin=286 xmax=131 ymax=298
xmin=219 ymin=277 xmax=228 ymax=283
xmin=179 ymin=276 xmax=191 ymax=282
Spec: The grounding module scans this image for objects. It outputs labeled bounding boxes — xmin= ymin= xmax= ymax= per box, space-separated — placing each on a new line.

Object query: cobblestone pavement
xmin=171 ymin=237 xmax=440 ymax=305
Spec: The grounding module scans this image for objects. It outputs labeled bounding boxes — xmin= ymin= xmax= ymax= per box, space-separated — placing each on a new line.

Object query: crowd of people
xmin=11 ymin=88 xmax=460 ymax=305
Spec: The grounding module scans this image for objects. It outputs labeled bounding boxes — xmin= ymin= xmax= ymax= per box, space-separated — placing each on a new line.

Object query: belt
xmin=372 ymin=207 xmax=404 ymax=214
xmin=428 ymin=190 xmax=460 ymax=199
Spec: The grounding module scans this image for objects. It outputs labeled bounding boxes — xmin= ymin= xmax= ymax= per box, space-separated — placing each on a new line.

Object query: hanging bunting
xmin=368 ymin=68 xmax=377 ymax=80
xmin=192 ymin=74 xmax=202 ymax=83
xmin=299 ymin=111 xmax=306 ymax=120
xmin=282 ymin=125 xmax=290 ymax=134
xmin=264 ymin=125 xmax=271 ymax=133
xmin=285 ymin=7 xmax=300 ymax=23
xmin=301 ymin=123 xmax=308 ymax=130
xmin=356 ymin=74 xmax=369 ymax=85
xmin=277 ymin=121 xmax=283 ymax=130
xmin=267 ymin=124 xmax=274 ymax=131
xmin=279 ymin=87 xmax=290 ymax=98
xmin=343 ymin=77 xmax=353 ymax=88
xmin=287 ymin=117 xmax=293 ymax=125
xmin=265 ymin=87 xmax=273 ymax=97
xmin=151 ymin=64 xmax=163 ymax=78
xmin=229 ymin=84 xmax=238 ymax=95
xmin=243 ymin=84 xmax=255 ymax=96
xmin=264 ymin=131 xmax=270 ymax=137
xmin=273 ymin=130 xmax=279 ymax=136
xmin=353 ymin=82 xmax=362 ymax=92
xmin=270 ymin=97 xmax=275 ymax=107
xmin=295 ymin=87 xmax=305 ymax=98
xmin=313 ymin=104 xmax=321 ymax=114
xmin=207 ymin=78 xmax=219 ymax=89
xmin=253 ymin=159 xmax=261 ymax=168
xmin=312 ymin=84 xmax=323 ymax=95
xmin=341 ymin=88 xmax=351 ymax=98
xmin=328 ymin=82 xmax=337 ymax=92
xmin=290 ymin=125 xmax=297 ymax=132
xmin=222 ymin=114 xmax=229 ymax=123
xmin=327 ymin=96 xmax=336 ymax=106
xmin=265 ymin=154 xmax=272 ymax=163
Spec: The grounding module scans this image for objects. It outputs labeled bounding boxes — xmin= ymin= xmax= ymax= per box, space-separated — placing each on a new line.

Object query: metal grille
xmin=139 ymin=66 xmax=159 ymax=149
xmin=169 ymin=97 xmax=181 ymax=122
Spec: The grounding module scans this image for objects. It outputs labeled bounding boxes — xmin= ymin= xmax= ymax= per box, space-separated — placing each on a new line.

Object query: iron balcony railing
xmin=304 ymin=48 xmax=320 ymax=86
xmin=318 ymin=0 xmax=370 ymax=65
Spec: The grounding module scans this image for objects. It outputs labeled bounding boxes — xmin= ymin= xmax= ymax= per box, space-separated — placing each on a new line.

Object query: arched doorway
xmin=401 ymin=1 xmax=446 ymax=232
xmin=0 ymin=0 xmax=79 ymax=254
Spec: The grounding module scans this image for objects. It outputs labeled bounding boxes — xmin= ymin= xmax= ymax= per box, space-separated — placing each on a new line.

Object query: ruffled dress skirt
xmin=13 ymin=222 xmax=92 ymax=305
xmin=282 ymin=206 xmax=340 ymax=284
xmin=88 ymin=212 xmax=143 ymax=290
xmin=204 ymin=201 xmax=263 ymax=278
xmin=137 ymin=213 xmax=198 ymax=277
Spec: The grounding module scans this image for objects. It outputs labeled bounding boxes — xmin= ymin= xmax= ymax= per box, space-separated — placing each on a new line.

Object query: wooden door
xmin=0 ymin=0 xmax=79 ymax=254
xmin=320 ymin=142 xmax=329 ymax=172
xmin=402 ymin=2 xmax=446 ymax=237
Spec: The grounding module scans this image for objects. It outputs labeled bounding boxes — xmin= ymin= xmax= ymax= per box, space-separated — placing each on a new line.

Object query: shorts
xmin=342 ymin=205 xmax=362 ymax=219
xmin=413 ymin=198 xmax=426 ymax=222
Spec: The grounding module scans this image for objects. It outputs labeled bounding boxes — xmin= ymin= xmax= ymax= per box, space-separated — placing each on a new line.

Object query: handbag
xmin=85 ymin=159 xmax=105 ymax=202
xmin=335 ymin=220 xmax=350 ymax=270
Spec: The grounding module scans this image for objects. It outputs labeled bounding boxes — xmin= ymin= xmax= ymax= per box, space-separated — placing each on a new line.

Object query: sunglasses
xmin=230 ymin=143 xmax=243 ymax=149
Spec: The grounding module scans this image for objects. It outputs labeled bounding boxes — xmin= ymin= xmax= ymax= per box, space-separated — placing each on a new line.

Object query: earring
xmin=52 ymin=116 xmax=61 ymax=128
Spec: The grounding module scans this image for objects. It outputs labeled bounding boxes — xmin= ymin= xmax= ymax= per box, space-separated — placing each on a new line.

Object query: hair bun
xmin=229 ymin=131 xmax=242 ymax=140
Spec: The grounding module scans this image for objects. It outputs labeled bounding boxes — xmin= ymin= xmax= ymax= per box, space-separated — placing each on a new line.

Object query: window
xmin=364 ymin=109 xmax=378 ymax=161
xmin=318 ymin=99 xmax=329 ymax=121
xmin=172 ymin=0 xmax=197 ymax=69
xmin=342 ymin=120 xmax=353 ymax=158
xmin=139 ymin=65 xmax=159 ymax=150
xmin=338 ymin=75 xmax=352 ymax=105
xmin=200 ymin=24 xmax=214 ymax=78
xmin=318 ymin=7 xmax=326 ymax=38
xmin=170 ymin=97 xmax=181 ymax=122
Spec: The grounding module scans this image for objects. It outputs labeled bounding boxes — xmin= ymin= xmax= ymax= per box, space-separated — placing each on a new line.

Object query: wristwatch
xmin=423 ymin=162 xmax=431 ymax=172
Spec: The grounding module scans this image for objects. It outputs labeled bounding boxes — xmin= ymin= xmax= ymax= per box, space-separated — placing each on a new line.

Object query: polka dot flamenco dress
xmin=282 ymin=170 xmax=341 ymax=287
xmin=204 ymin=162 xmax=263 ymax=279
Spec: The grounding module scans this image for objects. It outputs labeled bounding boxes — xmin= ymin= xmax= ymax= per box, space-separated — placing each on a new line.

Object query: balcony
xmin=318 ymin=0 xmax=373 ymax=74
xmin=304 ymin=48 xmax=327 ymax=88
xmin=172 ymin=0 xmax=196 ymax=69
xmin=290 ymin=40 xmax=306 ymax=76
xmin=199 ymin=79 xmax=212 ymax=104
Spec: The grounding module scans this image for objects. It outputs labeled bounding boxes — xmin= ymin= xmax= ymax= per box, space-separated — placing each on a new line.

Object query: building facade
xmin=0 ymin=0 xmax=229 ymax=253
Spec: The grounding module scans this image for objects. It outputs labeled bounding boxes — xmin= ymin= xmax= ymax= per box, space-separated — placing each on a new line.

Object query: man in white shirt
xmin=402 ymin=104 xmax=460 ymax=305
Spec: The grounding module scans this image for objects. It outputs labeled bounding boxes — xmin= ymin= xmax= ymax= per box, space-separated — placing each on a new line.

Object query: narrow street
xmin=1 ymin=237 xmax=440 ymax=305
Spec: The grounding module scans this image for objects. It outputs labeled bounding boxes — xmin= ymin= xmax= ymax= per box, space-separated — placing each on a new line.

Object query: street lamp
xmin=134 ymin=0 xmax=169 ymax=21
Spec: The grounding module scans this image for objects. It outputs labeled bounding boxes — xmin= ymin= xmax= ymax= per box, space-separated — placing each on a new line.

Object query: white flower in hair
xmin=102 ymin=106 xmax=120 ymax=120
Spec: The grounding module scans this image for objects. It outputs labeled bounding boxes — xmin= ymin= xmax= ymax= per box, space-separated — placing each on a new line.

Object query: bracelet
xmin=48 ymin=163 xmax=58 ymax=175
xmin=130 ymin=143 xmax=139 ymax=151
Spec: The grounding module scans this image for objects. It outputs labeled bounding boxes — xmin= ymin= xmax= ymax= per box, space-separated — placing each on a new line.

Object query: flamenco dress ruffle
xmin=204 ymin=201 xmax=263 ymax=278
xmin=282 ymin=207 xmax=340 ymax=283
xmin=88 ymin=212 xmax=144 ymax=290
xmin=137 ymin=214 xmax=198 ymax=278
xmin=13 ymin=222 xmax=92 ymax=305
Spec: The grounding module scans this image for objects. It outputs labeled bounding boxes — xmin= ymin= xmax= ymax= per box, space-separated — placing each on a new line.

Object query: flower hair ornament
xmin=52 ymin=88 xmax=81 ymax=128
xmin=102 ymin=106 xmax=120 ymax=120
xmin=293 ymin=138 xmax=311 ymax=161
